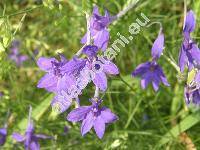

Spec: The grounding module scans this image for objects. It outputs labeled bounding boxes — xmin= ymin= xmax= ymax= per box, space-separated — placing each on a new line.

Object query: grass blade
xmin=158 ymin=111 xmax=200 ymax=146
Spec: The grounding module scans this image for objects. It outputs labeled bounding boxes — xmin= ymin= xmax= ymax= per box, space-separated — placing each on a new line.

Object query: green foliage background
xmin=0 ymin=0 xmax=200 ymax=149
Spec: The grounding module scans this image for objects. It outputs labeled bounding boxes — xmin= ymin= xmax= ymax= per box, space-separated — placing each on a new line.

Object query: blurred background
xmin=0 ymin=0 xmax=200 ymax=149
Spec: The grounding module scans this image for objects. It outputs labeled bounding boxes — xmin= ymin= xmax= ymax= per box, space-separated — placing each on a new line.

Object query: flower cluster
xmin=179 ymin=10 xmax=200 ymax=105
xmin=132 ymin=30 xmax=170 ymax=91
xmin=37 ymin=6 xmax=119 ymax=138
xmin=35 ymin=5 xmax=200 ymax=141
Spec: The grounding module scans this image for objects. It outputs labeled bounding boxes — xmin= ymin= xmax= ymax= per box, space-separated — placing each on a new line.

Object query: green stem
xmin=124 ymin=98 xmax=142 ymax=129
xmin=119 ymin=75 xmax=135 ymax=92
xmin=0 ymin=5 xmax=43 ymax=18
xmin=162 ymin=54 xmax=180 ymax=73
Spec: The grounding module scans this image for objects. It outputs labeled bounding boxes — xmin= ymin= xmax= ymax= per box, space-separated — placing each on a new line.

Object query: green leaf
xmin=17 ymin=94 xmax=53 ymax=130
xmin=158 ymin=111 xmax=200 ymax=146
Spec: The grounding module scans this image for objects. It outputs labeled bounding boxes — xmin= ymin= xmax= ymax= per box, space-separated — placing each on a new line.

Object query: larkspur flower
xmin=51 ymin=90 xmax=73 ymax=113
xmin=179 ymin=10 xmax=200 ymax=72
xmin=67 ymin=99 xmax=118 ymax=139
xmin=61 ymin=56 xmax=87 ymax=93
xmin=63 ymin=45 xmax=119 ymax=92
xmin=81 ymin=6 xmax=111 ymax=51
xmin=91 ymin=58 xmax=119 ymax=91
xmin=82 ymin=45 xmax=99 ymax=58
xmin=12 ymin=107 xmax=52 ymax=150
xmin=51 ymin=45 xmax=119 ymax=113
xmin=82 ymin=45 xmax=119 ymax=91
xmin=37 ymin=55 xmax=72 ymax=92
xmin=132 ymin=32 xmax=169 ymax=91
xmin=0 ymin=128 xmax=7 ymax=146
xmin=63 ymin=57 xmax=86 ymax=79
xmin=184 ymin=71 xmax=200 ymax=105
xmin=9 ymin=40 xmax=28 ymax=66
xmin=50 ymin=56 xmax=87 ymax=113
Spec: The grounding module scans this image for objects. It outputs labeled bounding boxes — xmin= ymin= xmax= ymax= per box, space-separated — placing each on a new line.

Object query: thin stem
xmin=28 ymin=105 xmax=32 ymax=124
xmin=147 ymin=21 xmax=163 ymax=33
xmin=75 ymin=44 xmax=87 ymax=56
xmin=75 ymin=13 xmax=91 ymax=57
xmin=113 ymin=0 xmax=140 ymax=21
xmin=0 ymin=5 xmax=43 ymax=18
xmin=86 ymin=13 xmax=91 ymax=45
xmin=75 ymin=97 xmax=80 ymax=108
xmin=125 ymin=98 xmax=142 ymax=129
xmin=94 ymin=86 xmax=99 ymax=98
xmin=119 ymin=75 xmax=135 ymax=92
xmin=4 ymin=109 xmax=10 ymax=128
xmin=3 ymin=3 xmax=6 ymax=16
xmin=13 ymin=13 xmax=27 ymax=36
xmin=162 ymin=54 xmax=180 ymax=73
xmin=183 ymin=0 xmax=187 ymax=30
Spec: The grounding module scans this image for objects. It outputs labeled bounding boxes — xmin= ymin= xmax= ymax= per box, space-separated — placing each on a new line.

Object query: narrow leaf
xmin=158 ymin=111 xmax=200 ymax=146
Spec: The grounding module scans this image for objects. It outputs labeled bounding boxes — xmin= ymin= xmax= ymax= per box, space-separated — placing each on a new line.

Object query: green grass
xmin=1 ymin=0 xmax=200 ymax=149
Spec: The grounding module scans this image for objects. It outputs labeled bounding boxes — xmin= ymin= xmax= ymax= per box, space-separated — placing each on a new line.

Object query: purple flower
xmin=51 ymin=91 xmax=73 ymax=113
xmin=151 ymin=33 xmax=164 ymax=60
xmin=37 ymin=55 xmax=71 ymax=92
xmin=179 ymin=10 xmax=200 ymax=72
xmin=81 ymin=6 xmax=111 ymax=51
xmin=64 ymin=49 xmax=119 ymax=92
xmin=82 ymin=45 xmax=99 ymax=58
xmin=183 ymin=10 xmax=196 ymax=34
xmin=90 ymin=58 xmax=119 ymax=91
xmin=82 ymin=45 xmax=119 ymax=91
xmin=62 ymin=57 xmax=87 ymax=91
xmin=132 ymin=32 xmax=169 ymax=91
xmin=12 ymin=107 xmax=52 ymax=150
xmin=9 ymin=40 xmax=28 ymax=66
xmin=63 ymin=57 xmax=86 ymax=78
xmin=184 ymin=71 xmax=200 ymax=105
xmin=82 ymin=49 xmax=119 ymax=91
xmin=67 ymin=99 xmax=118 ymax=139
xmin=0 ymin=128 xmax=7 ymax=146
xmin=39 ymin=46 xmax=118 ymax=113
xmin=37 ymin=56 xmax=82 ymax=113
xmin=49 ymin=57 xmax=86 ymax=113
xmin=132 ymin=61 xmax=169 ymax=91
xmin=0 ymin=92 xmax=3 ymax=98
